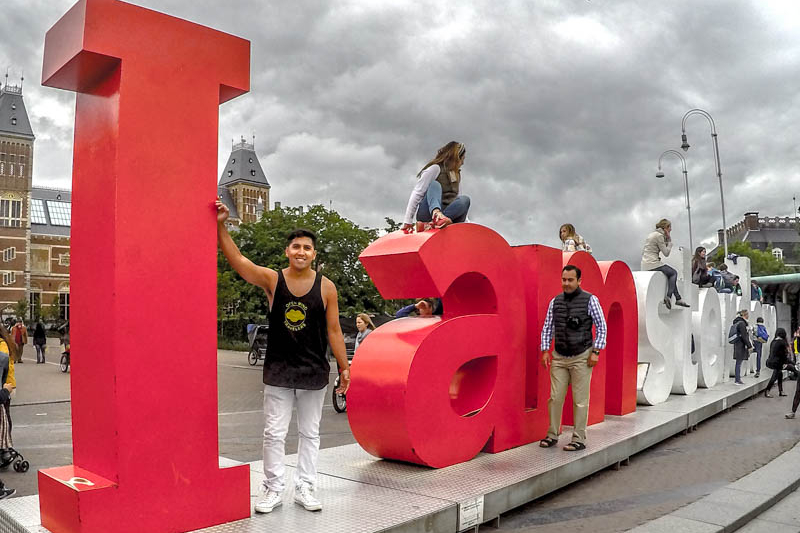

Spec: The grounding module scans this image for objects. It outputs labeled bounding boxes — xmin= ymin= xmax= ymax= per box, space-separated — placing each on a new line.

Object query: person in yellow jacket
xmin=0 ymin=324 xmax=16 ymax=498
xmin=0 ymin=336 xmax=16 ymax=389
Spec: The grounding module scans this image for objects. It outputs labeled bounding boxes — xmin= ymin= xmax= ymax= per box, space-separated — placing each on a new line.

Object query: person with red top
xmin=10 ymin=321 xmax=26 ymax=364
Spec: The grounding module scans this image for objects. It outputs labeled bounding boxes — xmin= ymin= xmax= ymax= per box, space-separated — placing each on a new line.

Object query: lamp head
xmin=656 ymin=171 xmax=665 ymax=179
xmin=681 ymin=133 xmax=690 ymax=152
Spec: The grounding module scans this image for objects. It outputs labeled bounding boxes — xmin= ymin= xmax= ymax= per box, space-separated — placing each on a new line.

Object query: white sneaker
xmin=294 ymin=483 xmax=322 ymax=511
xmin=254 ymin=488 xmax=282 ymax=514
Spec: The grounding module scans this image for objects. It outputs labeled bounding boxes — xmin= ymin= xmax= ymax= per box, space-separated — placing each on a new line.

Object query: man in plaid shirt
xmin=539 ymin=265 xmax=606 ymax=452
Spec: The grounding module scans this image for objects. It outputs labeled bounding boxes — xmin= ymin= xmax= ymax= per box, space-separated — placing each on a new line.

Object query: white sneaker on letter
xmin=254 ymin=488 xmax=282 ymax=514
xmin=294 ymin=483 xmax=322 ymax=511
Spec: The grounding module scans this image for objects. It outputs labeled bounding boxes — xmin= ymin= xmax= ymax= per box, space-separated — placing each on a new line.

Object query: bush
xmin=217 ymin=338 xmax=249 ymax=352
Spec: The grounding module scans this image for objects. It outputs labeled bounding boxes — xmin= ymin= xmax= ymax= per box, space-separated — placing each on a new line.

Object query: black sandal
xmin=539 ymin=437 xmax=558 ymax=448
xmin=563 ymin=441 xmax=586 ymax=451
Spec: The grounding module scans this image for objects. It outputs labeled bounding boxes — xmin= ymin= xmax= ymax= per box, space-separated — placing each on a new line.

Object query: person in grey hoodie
xmin=641 ymin=219 xmax=689 ymax=309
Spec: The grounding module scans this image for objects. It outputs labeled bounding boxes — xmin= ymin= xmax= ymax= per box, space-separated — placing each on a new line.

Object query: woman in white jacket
xmin=641 ymin=219 xmax=689 ymax=309
xmin=401 ymin=142 xmax=471 ymax=233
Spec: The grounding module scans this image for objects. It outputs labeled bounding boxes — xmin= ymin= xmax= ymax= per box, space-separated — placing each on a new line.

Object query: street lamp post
xmin=681 ymin=109 xmax=728 ymax=259
xmin=656 ymin=149 xmax=693 ymax=252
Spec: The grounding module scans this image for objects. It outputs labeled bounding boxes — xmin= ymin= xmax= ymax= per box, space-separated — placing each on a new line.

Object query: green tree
xmin=711 ymin=241 xmax=792 ymax=276
xmin=42 ymin=299 xmax=61 ymax=324
xmin=13 ymin=299 xmax=28 ymax=321
xmin=218 ymin=204 xmax=389 ymax=336
xmin=384 ymin=217 xmax=403 ymax=233
xmin=33 ymin=299 xmax=42 ymax=322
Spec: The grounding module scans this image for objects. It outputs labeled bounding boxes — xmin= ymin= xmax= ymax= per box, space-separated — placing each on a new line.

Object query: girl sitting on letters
xmin=401 ymin=142 xmax=471 ymax=233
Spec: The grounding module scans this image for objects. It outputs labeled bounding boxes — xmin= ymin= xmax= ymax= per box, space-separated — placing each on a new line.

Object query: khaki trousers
xmin=547 ymin=348 xmax=593 ymax=443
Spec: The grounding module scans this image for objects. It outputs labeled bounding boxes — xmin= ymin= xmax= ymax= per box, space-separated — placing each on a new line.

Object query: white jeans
xmin=262 ymin=384 xmax=327 ymax=493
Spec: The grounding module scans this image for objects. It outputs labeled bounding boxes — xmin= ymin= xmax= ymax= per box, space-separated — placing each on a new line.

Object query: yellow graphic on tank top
xmin=285 ymin=301 xmax=308 ymax=331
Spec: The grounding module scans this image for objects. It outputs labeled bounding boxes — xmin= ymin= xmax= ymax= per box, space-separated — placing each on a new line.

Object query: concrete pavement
xmin=4 ymin=342 xmax=356 ymax=498
xmin=3 ymin=344 xmax=800 ymax=532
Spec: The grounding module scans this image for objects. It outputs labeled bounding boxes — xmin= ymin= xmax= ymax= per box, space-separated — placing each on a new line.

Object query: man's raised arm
xmin=216 ymin=199 xmax=277 ymax=291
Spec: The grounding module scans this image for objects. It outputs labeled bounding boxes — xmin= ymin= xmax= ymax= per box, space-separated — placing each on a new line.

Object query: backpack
xmin=727 ymin=323 xmax=740 ymax=344
xmin=756 ymin=325 xmax=769 ymax=343
xmin=720 ymin=271 xmax=736 ymax=287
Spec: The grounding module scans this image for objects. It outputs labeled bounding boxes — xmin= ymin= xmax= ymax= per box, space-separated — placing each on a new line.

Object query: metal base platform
xmin=0 ymin=376 xmax=770 ymax=533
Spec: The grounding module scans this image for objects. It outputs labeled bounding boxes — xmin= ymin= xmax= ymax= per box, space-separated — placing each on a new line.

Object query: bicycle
xmin=332 ymin=374 xmax=346 ymax=413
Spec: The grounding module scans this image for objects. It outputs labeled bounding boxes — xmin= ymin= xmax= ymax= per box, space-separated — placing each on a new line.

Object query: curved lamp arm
xmin=680 ymin=108 xmax=727 ymax=259
xmin=656 ymin=149 xmax=693 ymax=252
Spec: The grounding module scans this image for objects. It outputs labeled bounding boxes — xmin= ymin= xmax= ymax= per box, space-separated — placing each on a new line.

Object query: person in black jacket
xmin=732 ymin=310 xmax=753 ymax=385
xmin=32 ymin=322 xmax=46 ymax=364
xmin=765 ymin=328 xmax=796 ymax=397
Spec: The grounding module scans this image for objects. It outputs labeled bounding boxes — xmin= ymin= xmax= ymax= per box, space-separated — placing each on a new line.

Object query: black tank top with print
xmin=264 ymin=270 xmax=330 ymax=389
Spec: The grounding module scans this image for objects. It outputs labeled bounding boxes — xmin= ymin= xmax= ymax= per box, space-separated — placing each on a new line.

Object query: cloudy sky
xmin=2 ymin=0 xmax=799 ymax=266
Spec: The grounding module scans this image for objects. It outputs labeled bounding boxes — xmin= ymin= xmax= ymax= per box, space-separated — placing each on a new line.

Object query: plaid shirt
xmin=540 ymin=294 xmax=607 ymax=352
xmin=561 ymin=235 xmax=592 ymax=254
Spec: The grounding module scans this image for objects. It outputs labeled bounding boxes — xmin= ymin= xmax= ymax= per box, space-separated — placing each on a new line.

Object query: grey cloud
xmin=4 ymin=0 xmax=798 ymax=270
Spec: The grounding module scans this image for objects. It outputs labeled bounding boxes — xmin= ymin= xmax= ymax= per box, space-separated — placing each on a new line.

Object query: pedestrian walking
xmin=641 ymin=219 xmax=689 ymax=309
xmin=32 ymin=322 xmax=46 ymax=364
xmin=216 ymin=199 xmax=350 ymax=514
xmin=751 ymin=280 xmax=763 ymax=303
xmin=539 ymin=265 xmax=607 ymax=452
xmin=401 ymin=142 xmax=470 ymax=233
xmin=10 ymin=321 xmax=25 ymax=364
xmin=354 ymin=313 xmax=375 ymax=352
xmin=559 ymin=224 xmax=592 ymax=253
xmin=731 ymin=309 xmax=753 ymax=385
xmin=765 ymin=328 xmax=795 ymax=397
xmin=752 ymin=317 xmax=768 ymax=378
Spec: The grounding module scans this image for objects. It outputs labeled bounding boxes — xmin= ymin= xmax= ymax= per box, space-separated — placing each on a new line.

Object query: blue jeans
xmin=35 ymin=344 xmax=45 ymax=363
xmin=735 ymin=359 xmax=743 ymax=383
xmin=416 ymin=180 xmax=471 ymax=223
xmin=754 ymin=342 xmax=762 ymax=373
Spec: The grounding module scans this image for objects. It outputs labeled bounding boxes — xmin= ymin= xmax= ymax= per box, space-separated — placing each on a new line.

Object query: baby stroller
xmin=0 ymin=445 xmax=29 ymax=473
xmin=246 ymin=324 xmax=268 ymax=366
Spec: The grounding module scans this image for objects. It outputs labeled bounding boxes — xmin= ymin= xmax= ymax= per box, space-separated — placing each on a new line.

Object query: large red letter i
xmin=38 ymin=1 xmax=251 ymax=532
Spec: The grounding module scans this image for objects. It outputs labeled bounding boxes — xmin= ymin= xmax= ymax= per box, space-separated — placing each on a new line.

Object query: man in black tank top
xmin=216 ymin=200 xmax=350 ymax=514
